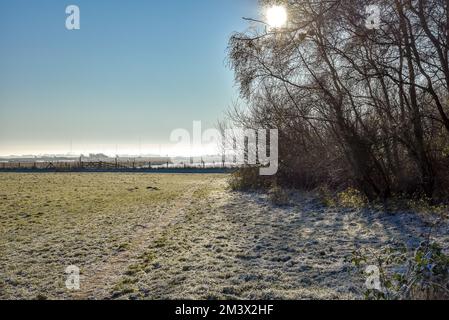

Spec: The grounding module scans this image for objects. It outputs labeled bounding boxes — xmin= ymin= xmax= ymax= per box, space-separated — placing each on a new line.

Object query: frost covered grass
xmin=0 ymin=173 xmax=220 ymax=299
xmin=1 ymin=173 xmax=448 ymax=300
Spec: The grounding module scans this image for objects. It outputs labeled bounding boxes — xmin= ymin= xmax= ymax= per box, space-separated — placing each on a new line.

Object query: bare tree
xmin=226 ymin=0 xmax=449 ymax=199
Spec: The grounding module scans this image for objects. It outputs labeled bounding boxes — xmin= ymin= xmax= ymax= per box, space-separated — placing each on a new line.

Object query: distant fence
xmin=0 ymin=160 xmax=238 ymax=173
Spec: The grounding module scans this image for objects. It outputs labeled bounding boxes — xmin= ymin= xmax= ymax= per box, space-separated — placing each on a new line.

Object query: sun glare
xmin=266 ymin=5 xmax=288 ymax=29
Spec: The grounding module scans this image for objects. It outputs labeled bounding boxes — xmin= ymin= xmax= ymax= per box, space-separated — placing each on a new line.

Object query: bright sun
xmin=266 ymin=5 xmax=288 ymax=29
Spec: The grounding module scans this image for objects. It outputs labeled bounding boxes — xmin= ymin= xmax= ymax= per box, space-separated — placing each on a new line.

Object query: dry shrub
xmin=228 ymin=167 xmax=272 ymax=191
xmin=338 ymin=188 xmax=368 ymax=208
xmin=268 ymin=183 xmax=290 ymax=206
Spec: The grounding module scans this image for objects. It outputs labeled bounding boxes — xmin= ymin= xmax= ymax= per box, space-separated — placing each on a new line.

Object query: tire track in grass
xmin=72 ymin=184 xmax=202 ymax=299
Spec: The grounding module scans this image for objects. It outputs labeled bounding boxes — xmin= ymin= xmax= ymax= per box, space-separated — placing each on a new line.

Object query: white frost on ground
xmin=108 ymin=187 xmax=449 ymax=300
xmin=2 ymin=174 xmax=448 ymax=300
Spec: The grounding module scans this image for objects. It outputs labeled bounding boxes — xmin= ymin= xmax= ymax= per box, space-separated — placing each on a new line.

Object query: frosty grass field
xmin=1 ymin=173 xmax=447 ymax=300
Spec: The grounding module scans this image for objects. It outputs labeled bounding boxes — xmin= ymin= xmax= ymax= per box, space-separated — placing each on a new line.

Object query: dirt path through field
xmin=72 ymin=186 xmax=201 ymax=299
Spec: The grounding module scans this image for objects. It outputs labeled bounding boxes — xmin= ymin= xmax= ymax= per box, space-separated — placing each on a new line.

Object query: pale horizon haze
xmin=0 ymin=0 xmax=259 ymax=156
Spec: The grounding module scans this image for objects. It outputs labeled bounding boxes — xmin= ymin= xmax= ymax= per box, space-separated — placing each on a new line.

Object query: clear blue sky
xmin=0 ymin=0 xmax=258 ymax=156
